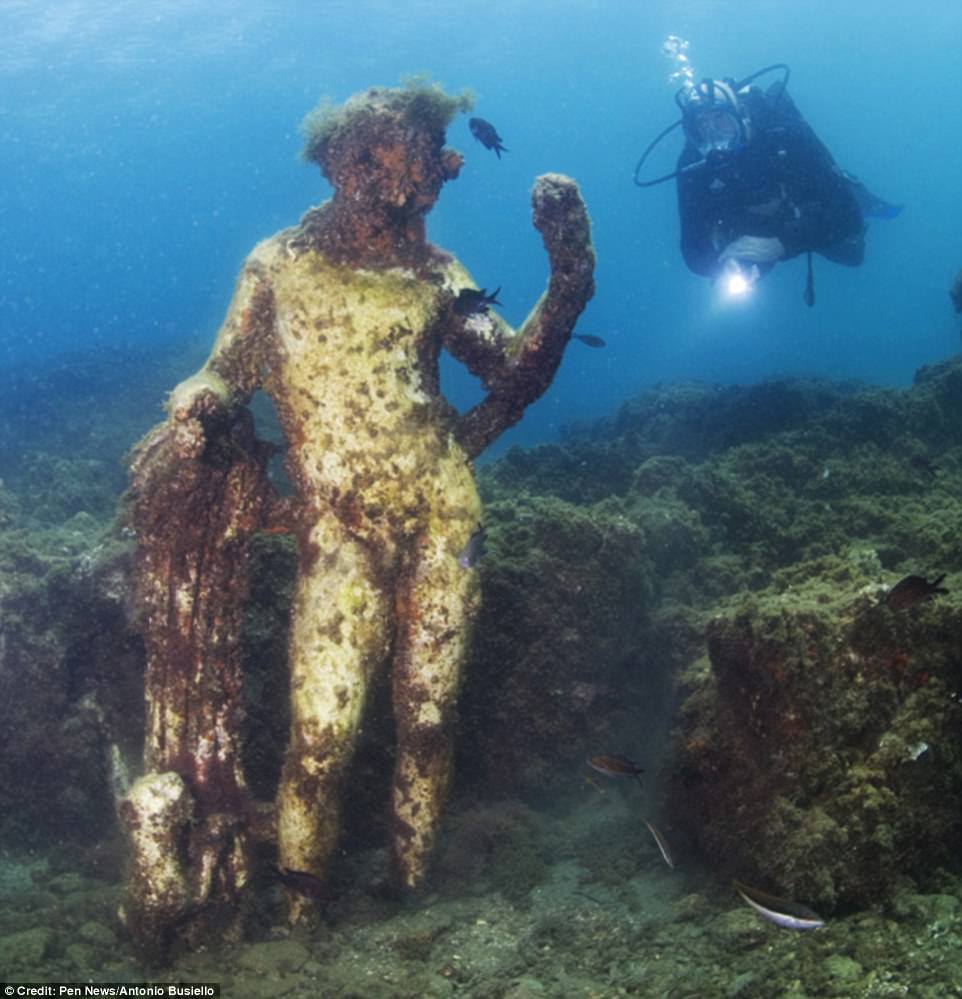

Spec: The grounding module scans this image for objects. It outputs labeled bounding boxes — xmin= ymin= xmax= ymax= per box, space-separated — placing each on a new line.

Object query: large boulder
xmin=668 ymin=575 xmax=962 ymax=910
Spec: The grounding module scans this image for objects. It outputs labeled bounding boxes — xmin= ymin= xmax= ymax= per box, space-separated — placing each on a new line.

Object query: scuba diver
xmin=635 ymin=62 xmax=901 ymax=304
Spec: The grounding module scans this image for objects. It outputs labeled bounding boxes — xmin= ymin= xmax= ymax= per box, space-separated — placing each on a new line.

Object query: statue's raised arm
xmin=443 ymin=172 xmax=595 ymax=457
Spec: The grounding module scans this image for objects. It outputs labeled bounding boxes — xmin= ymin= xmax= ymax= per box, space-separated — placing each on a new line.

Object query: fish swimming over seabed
xmin=572 ymin=334 xmax=607 ymax=348
xmin=733 ymin=879 xmax=825 ymax=931
xmin=884 ymin=573 xmax=947 ymax=611
xmin=457 ymin=526 xmax=486 ymax=569
xmin=643 ymin=820 xmax=675 ymax=870
xmin=587 ymin=754 xmax=645 ymax=788
xmin=469 ymin=117 xmax=508 ymax=158
xmin=454 ymin=287 xmax=502 ymax=317
xmin=272 ymin=865 xmax=328 ymax=900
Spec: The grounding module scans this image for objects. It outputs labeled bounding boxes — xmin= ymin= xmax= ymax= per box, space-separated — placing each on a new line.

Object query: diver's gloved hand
xmin=719 ymin=236 xmax=785 ymax=265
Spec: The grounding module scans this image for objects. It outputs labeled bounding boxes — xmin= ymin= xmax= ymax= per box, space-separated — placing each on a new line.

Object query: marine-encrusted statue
xmin=120 ymin=79 xmax=595 ymax=956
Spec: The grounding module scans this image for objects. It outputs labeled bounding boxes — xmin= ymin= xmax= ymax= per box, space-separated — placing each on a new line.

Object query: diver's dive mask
xmin=633 ymin=63 xmax=787 ymax=188
xmin=679 ymin=78 xmax=749 ymax=159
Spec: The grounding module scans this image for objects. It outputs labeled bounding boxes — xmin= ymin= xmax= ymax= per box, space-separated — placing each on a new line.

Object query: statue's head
xmin=301 ymin=79 xmax=473 ymax=217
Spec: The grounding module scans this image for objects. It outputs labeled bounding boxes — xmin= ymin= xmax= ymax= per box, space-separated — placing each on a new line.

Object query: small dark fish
xmin=272 ymin=865 xmax=328 ymax=900
xmin=909 ymin=455 xmax=939 ymax=478
xmin=734 ymin=879 xmax=825 ymax=931
xmin=457 ymin=526 xmax=486 ymax=569
xmin=587 ymin=754 xmax=644 ymax=788
xmin=572 ymin=334 xmax=607 ymax=348
xmin=454 ymin=286 xmax=502 ymax=317
xmin=469 ymin=117 xmax=508 ymax=158
xmin=885 ymin=573 xmax=948 ymax=611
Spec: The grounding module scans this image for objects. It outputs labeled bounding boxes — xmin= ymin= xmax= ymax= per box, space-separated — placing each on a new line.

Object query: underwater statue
xmin=120 ymin=80 xmax=595 ymax=956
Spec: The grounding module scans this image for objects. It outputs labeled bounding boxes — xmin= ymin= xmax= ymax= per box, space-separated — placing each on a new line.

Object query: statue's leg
xmin=276 ymin=514 xmax=392 ymax=920
xmin=390 ymin=527 xmax=481 ymax=889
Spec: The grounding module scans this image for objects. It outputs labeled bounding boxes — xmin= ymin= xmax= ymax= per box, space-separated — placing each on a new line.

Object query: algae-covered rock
xmin=0 ymin=925 xmax=54 ymax=970
xmin=707 ymin=908 xmax=768 ymax=950
xmin=436 ymin=800 xmax=550 ymax=905
xmin=77 ymin=919 xmax=117 ymax=950
xmin=668 ymin=584 xmax=962 ymax=909
xmin=824 ymin=954 xmax=863 ymax=982
xmin=0 ymin=518 xmax=140 ymax=847
xmin=235 ymin=938 xmax=311 ymax=975
xmin=457 ymin=492 xmax=655 ymax=793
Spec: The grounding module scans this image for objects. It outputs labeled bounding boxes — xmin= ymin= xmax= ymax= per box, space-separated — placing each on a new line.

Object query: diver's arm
xmin=453 ymin=173 xmax=595 ymax=459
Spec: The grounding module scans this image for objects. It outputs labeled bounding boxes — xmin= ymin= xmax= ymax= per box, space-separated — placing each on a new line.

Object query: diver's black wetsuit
xmin=677 ymin=85 xmax=865 ymax=278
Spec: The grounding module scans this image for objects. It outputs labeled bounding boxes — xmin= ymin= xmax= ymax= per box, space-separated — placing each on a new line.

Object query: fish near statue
xmin=469 ymin=116 xmax=509 ymax=158
xmin=454 ymin=286 xmax=502 ymax=316
xmin=120 ymin=79 xmax=595 ymax=955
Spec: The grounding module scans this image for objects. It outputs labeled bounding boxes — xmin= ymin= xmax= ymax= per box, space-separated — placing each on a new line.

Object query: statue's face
xmin=328 ymin=122 xmax=461 ymax=218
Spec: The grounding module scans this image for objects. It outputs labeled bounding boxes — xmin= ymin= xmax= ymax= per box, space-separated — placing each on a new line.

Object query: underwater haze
xmin=2 ymin=0 xmax=959 ymax=453
xmin=6 ymin=4 xmax=962 ymax=994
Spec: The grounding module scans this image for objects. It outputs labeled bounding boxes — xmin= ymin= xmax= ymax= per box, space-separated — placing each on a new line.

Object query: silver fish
xmin=734 ymin=879 xmax=825 ymax=931
xmin=457 ymin=526 xmax=486 ymax=569
xmin=643 ymin=820 xmax=675 ymax=870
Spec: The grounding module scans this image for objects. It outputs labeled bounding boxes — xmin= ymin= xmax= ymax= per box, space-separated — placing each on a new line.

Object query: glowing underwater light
xmin=721 ymin=260 xmax=760 ymax=301
xmin=726 ymin=270 xmax=751 ymax=297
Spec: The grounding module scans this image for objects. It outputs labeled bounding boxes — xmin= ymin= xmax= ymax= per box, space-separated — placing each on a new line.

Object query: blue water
xmin=2 ymin=0 xmax=959 ymax=454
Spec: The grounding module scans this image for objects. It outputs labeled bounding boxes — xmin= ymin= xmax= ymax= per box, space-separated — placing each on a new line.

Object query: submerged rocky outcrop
xmin=1 ymin=347 xmax=961 ymax=922
xmin=466 ymin=357 xmax=962 ymax=910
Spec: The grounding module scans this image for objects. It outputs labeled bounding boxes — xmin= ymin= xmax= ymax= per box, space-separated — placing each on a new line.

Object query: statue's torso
xmin=261 ymin=243 xmax=479 ymax=535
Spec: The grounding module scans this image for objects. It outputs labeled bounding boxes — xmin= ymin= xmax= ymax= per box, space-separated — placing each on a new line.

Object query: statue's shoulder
xmin=245 ymin=232 xmax=295 ymax=274
xmin=237 ymin=202 xmax=333 ymax=276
